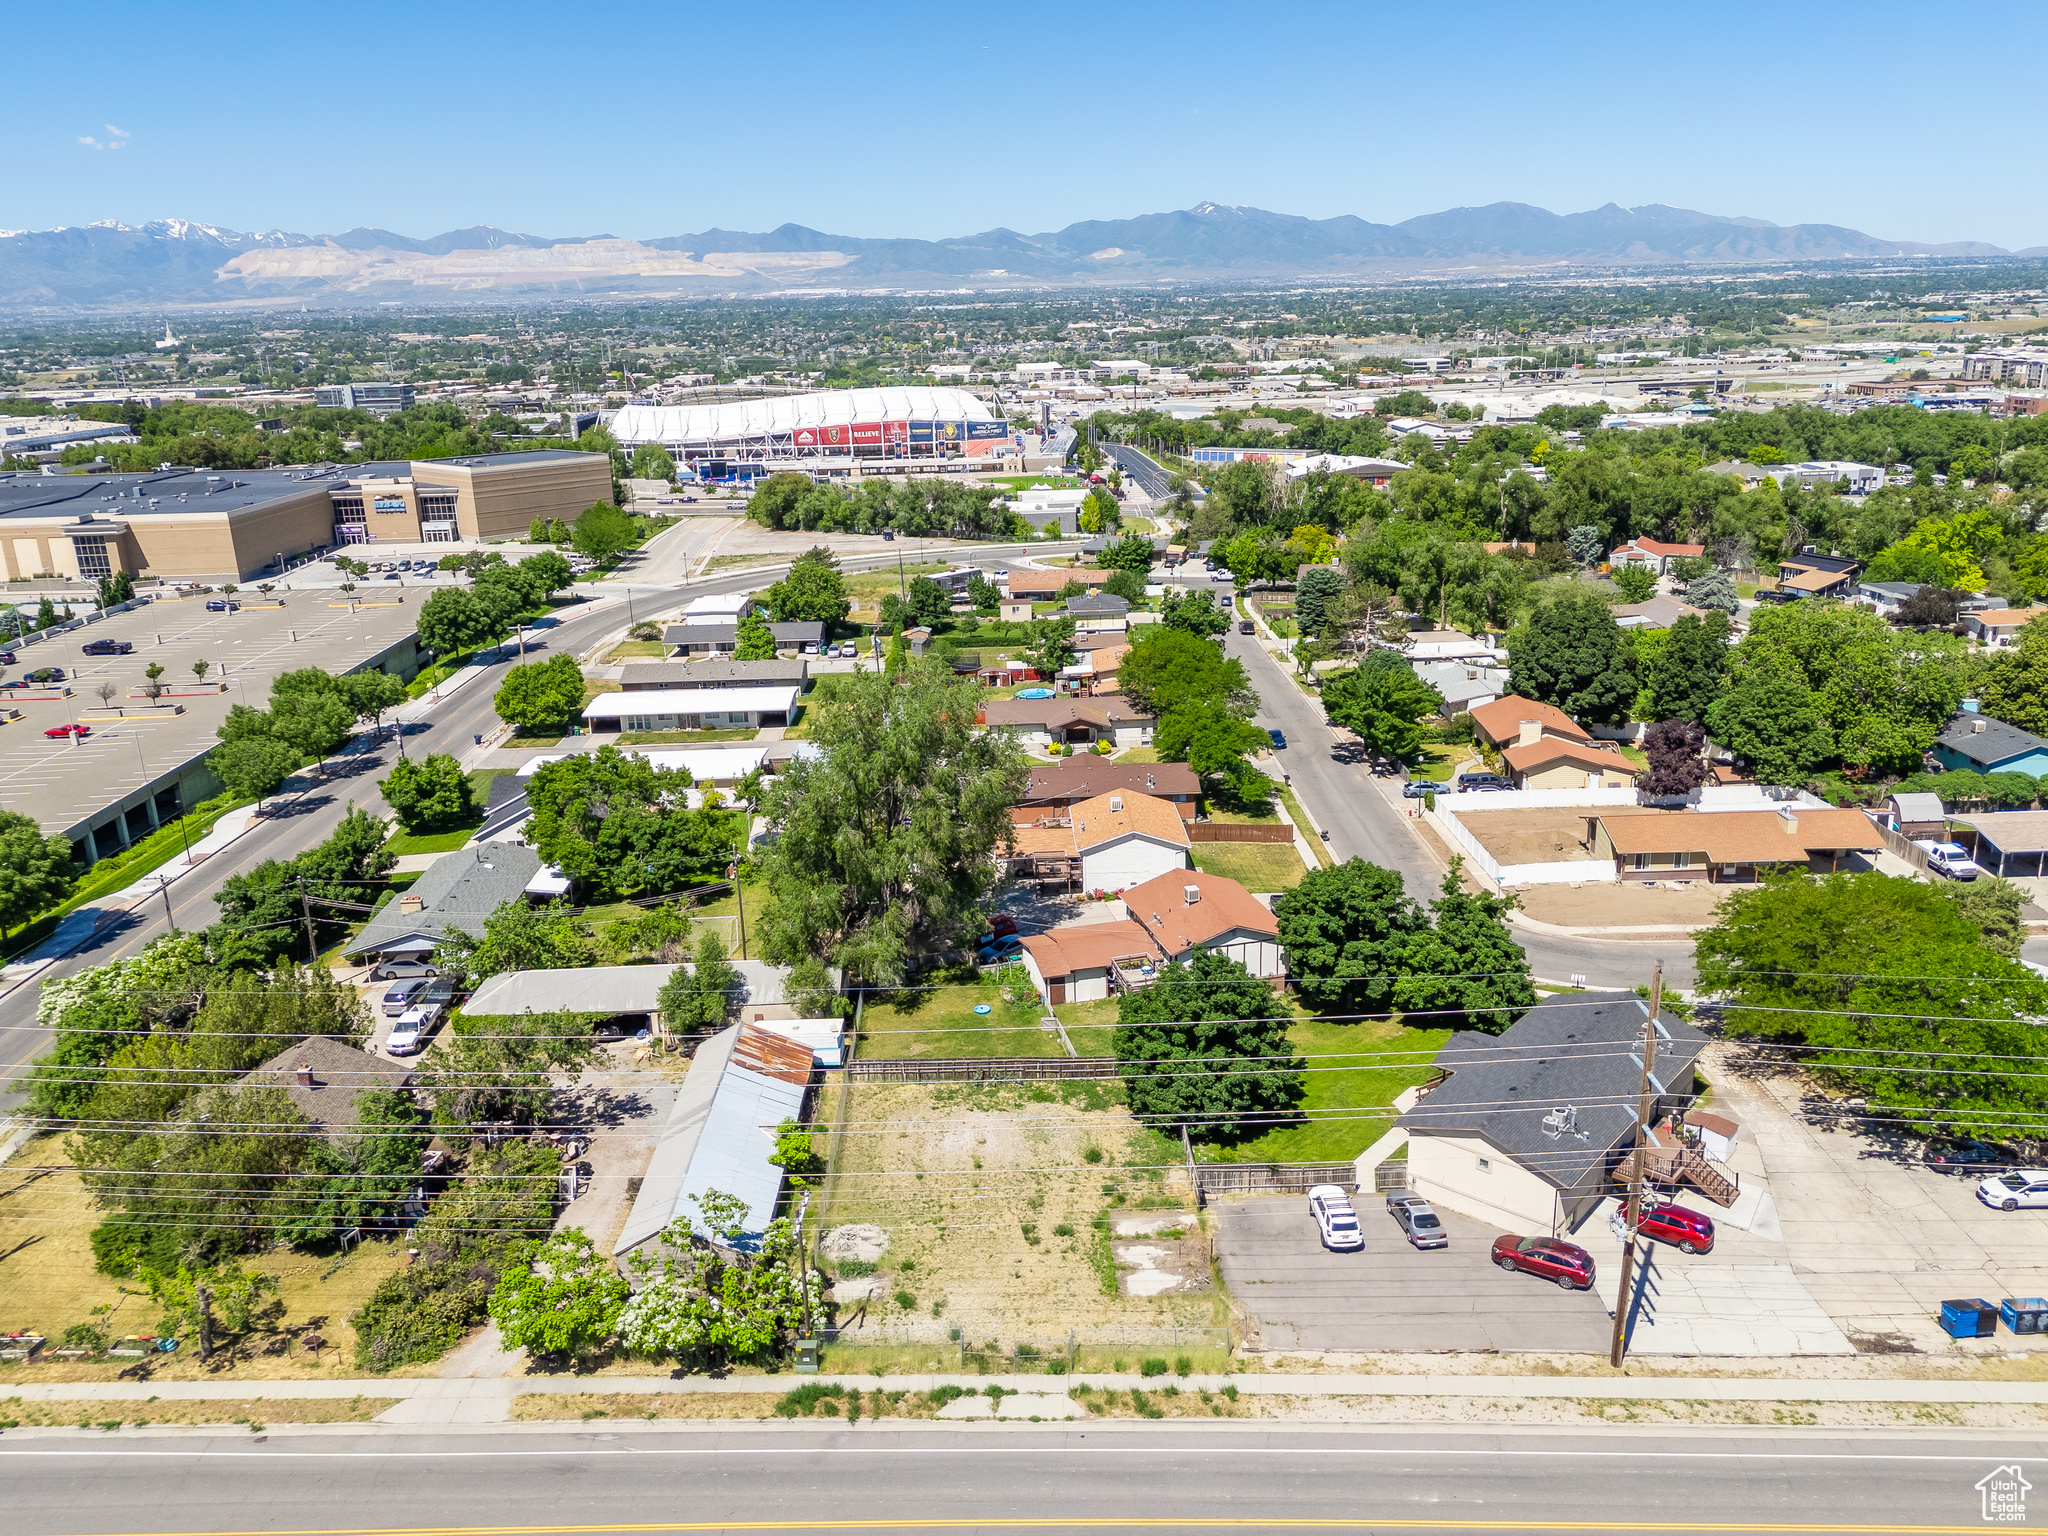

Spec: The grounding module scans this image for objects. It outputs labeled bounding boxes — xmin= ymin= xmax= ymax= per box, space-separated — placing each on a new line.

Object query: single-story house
xmin=1931 ymin=710 xmax=2048 ymax=776
xmin=1504 ymin=735 xmax=1637 ymax=790
xmin=1122 ymin=870 xmax=1282 ymax=979
xmin=1467 ymin=694 xmax=1593 ymax=752
xmin=1949 ymin=813 xmax=2048 ymax=878
xmin=1965 ymin=607 xmax=2043 ymax=646
xmin=1586 ymin=806 xmax=1880 ymax=883
xmin=344 ymin=844 xmax=545 ymax=962
xmin=465 ymin=960 xmax=844 ymax=1044
xmin=620 ymin=658 xmax=810 ymax=692
xmin=1286 ymin=453 xmax=1404 ymax=486
xmin=1608 ymin=537 xmax=1704 ymax=574
xmin=1396 ymin=991 xmax=1708 ymax=1234
xmin=664 ymin=621 xmax=825 ymax=656
xmin=612 ymin=1021 xmax=815 ymax=1259
xmin=969 ymin=657 xmax=1044 ymax=688
xmin=1412 ymin=660 xmax=1509 ymax=720
xmin=1704 ymin=459 xmax=1773 ymax=488
xmin=1772 ymin=552 xmax=1860 ymax=602
xmin=1008 ymin=790 xmax=1191 ymax=890
xmin=1774 ymin=460 xmax=1884 ymax=496
xmin=1855 ymin=580 xmax=1928 ymax=618
xmin=582 ymin=685 xmax=799 ymax=732
xmin=980 ymin=697 xmax=1155 ymax=748
xmin=1066 ymin=593 xmax=1130 ymax=633
xmin=1881 ymin=792 xmax=1948 ymax=841
xmin=1611 ymin=596 xmax=1714 ymax=631
xmin=1013 ymin=757 xmax=1200 ymax=821
xmin=1403 ymin=628 xmax=1503 ymax=664
xmin=242 ymin=1036 xmax=417 ymax=1136
xmin=513 ymin=745 xmax=770 ymax=786
xmin=673 ymin=591 xmax=763 ymax=626
xmin=1018 ymin=919 xmax=1162 ymax=1004
xmin=1004 ymin=567 xmax=1111 ymax=599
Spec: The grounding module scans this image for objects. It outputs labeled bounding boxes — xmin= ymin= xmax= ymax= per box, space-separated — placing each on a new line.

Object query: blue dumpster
xmin=1940 ymin=1298 xmax=1999 ymax=1339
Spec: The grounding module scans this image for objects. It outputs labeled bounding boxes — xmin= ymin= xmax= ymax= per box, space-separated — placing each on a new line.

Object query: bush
xmin=1174 ymin=1354 xmax=1193 ymax=1376
xmin=90 ymin=1218 xmax=187 ymax=1278
xmin=59 ymin=1323 xmax=108 ymax=1355
xmin=1140 ymin=1357 xmax=1169 ymax=1377
xmin=775 ymin=1383 xmax=847 ymax=1418
xmin=350 ymin=1236 xmax=521 ymax=1371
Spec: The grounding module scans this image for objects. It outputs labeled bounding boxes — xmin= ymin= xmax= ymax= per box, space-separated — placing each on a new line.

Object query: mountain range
xmin=0 ymin=202 xmax=2038 ymax=312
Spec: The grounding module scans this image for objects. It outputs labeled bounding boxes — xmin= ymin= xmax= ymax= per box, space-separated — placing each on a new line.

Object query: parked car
xmin=1210 ymin=570 xmax=1229 ymax=582
xmin=1491 ymin=1233 xmax=1596 ymax=1289
xmin=1455 ymin=771 xmax=1512 ymax=792
xmin=1238 ymin=620 xmax=1255 ymax=634
xmin=369 ymin=959 xmax=437 ymax=983
xmin=1308 ymin=1184 xmax=1363 ymax=1251
xmin=204 ymin=599 xmax=238 ymax=613
xmin=838 ymin=642 xmax=859 ymax=658
xmin=384 ymin=1006 xmax=442 ymax=1057
xmin=1267 ymin=729 xmax=1286 ymax=750
xmin=987 ymin=914 xmax=1019 ymax=938
xmin=1386 ymin=1191 xmax=1448 ymax=1250
xmin=1919 ymin=840 xmax=1983 ymax=881
xmin=0 ymin=650 xmax=15 ymax=664
xmin=1636 ymin=1200 xmax=1716 ymax=1254
xmin=1979 ymin=1170 xmax=2048 ymax=1211
xmin=43 ymin=723 xmax=89 ymax=739
xmin=1402 ymin=779 xmax=1438 ymax=799
xmin=1924 ymin=1138 xmax=2020 ymax=1175
xmin=978 ymin=934 xmax=1023 ymax=964
xmin=381 ymin=979 xmax=432 ymax=1017
xmin=81 ymin=638 xmax=133 ymax=656
xmin=801 ymin=643 xmax=819 ymax=655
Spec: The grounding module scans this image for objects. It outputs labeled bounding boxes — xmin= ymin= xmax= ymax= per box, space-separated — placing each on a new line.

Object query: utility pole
xmin=297 ymin=878 xmax=317 ymax=959
xmin=157 ymin=874 xmax=177 ymax=935
xmin=729 ymin=861 xmax=746 ymax=960
xmin=1609 ymin=958 xmax=1664 ymax=1370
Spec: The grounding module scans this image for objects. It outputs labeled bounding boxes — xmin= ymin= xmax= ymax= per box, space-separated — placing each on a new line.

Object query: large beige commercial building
xmin=0 ymin=449 xmax=611 ymax=582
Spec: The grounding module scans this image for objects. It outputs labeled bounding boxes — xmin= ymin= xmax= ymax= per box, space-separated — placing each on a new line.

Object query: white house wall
xmin=1079 ymin=834 xmax=1188 ymax=891
xmin=1407 ymin=1131 xmax=1558 ymax=1233
xmin=1196 ymin=930 xmax=1285 ymax=979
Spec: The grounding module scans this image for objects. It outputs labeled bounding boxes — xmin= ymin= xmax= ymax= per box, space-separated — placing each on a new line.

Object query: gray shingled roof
xmin=344 ymin=844 xmax=543 ymax=958
xmin=663 ymin=621 xmax=823 ymax=646
xmin=1936 ymin=712 xmax=2048 ymax=770
xmin=620 ymin=658 xmax=809 ymax=690
xmin=1398 ymin=992 xmax=1706 ymax=1191
xmin=242 ymin=1036 xmax=416 ymax=1135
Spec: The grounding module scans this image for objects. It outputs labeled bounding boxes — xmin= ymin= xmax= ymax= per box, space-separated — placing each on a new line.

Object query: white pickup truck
xmin=1915 ymin=839 xmax=1983 ymax=881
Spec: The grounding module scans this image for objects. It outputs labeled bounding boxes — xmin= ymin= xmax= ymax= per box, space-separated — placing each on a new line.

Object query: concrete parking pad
xmin=1210 ymin=1194 xmax=1610 ymax=1353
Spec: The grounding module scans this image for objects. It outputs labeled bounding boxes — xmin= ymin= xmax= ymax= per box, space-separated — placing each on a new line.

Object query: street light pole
xmin=1608 ymin=959 xmax=1664 ymax=1370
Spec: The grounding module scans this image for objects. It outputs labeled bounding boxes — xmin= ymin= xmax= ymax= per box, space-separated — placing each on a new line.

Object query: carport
xmin=1210 ymin=1194 xmax=1610 ymax=1353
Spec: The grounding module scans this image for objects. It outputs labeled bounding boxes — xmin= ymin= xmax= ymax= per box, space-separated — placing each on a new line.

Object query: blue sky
xmin=7 ymin=0 xmax=2045 ymax=250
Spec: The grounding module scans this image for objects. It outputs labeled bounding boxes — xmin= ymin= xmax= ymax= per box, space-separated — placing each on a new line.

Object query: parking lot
xmin=0 ymin=589 xmax=421 ymax=850
xmin=1210 ymin=1193 xmax=1611 ymax=1353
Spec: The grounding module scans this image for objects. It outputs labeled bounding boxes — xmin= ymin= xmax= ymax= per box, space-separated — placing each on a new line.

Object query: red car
xmin=1637 ymin=1201 xmax=1715 ymax=1254
xmin=1492 ymin=1233 xmax=1596 ymax=1290
xmin=988 ymin=914 xmax=1019 ymax=938
xmin=43 ymin=723 xmax=89 ymax=739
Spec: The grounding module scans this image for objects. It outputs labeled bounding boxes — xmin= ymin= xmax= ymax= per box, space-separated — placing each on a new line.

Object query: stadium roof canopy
xmin=609 ymin=386 xmax=998 ymax=446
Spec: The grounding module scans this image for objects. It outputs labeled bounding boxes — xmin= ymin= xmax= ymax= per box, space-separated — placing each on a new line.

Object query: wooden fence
xmin=1191 ymin=1161 xmax=1358 ymax=1198
xmin=845 ymin=1055 xmax=1119 ymax=1084
xmin=1188 ymin=823 xmax=1295 ymax=844
xmin=1877 ymin=822 xmax=1932 ymax=872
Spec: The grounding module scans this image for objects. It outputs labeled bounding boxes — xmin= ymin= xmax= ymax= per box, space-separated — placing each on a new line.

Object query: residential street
xmin=1208 ymin=583 xmax=1698 ymax=991
xmin=0 ymin=1423 xmax=2033 ymax=1534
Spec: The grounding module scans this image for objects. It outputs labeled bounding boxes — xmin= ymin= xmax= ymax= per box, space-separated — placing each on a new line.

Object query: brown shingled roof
xmin=1467 ymin=694 xmax=1592 ymax=747
xmin=1019 ymin=920 xmax=1160 ymax=977
xmin=1122 ymin=870 xmax=1276 ymax=954
xmin=1597 ymin=807 xmax=1879 ymax=863
xmin=1503 ymin=738 xmax=1635 ymax=776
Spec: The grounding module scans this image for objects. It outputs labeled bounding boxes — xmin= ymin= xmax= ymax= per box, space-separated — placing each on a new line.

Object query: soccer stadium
xmin=608 ymin=386 xmax=1017 ymax=473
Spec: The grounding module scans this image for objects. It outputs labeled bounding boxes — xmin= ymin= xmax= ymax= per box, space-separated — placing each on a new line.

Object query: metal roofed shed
xmin=463 ymin=961 xmax=844 ymax=1037
xmin=612 ymin=1021 xmax=816 ymax=1257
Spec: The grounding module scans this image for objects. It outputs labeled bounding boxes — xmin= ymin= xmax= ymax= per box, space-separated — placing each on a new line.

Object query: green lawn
xmin=1058 ymin=997 xmax=1122 ymax=1057
xmin=1277 ymin=786 xmax=1331 ymax=869
xmin=855 ymin=962 xmax=1059 ymax=1060
xmin=1189 ymin=841 xmax=1308 ymax=892
xmin=1404 ymin=744 xmax=1463 ymax=782
xmin=1115 ymin=746 xmax=1162 ymax=764
xmin=617 ymin=727 xmax=758 ymax=745
xmin=1204 ymin=1013 xmax=1450 ymax=1166
xmin=604 ymin=640 xmax=668 ymax=662
xmin=383 ymin=825 xmax=477 ymax=855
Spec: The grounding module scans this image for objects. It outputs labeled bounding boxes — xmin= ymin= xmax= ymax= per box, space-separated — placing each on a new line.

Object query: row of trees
xmin=746 ymin=472 xmax=1024 ymax=540
xmin=206 ymin=667 xmax=408 ymax=805
xmin=414 ymin=550 xmax=574 ymax=659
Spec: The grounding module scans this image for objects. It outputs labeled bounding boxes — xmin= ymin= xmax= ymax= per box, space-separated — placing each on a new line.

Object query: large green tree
xmin=732 ymin=610 xmax=777 ymax=660
xmin=417 ymin=588 xmax=500 ymax=657
xmin=751 ymin=664 xmax=1028 ymax=984
xmin=658 ymin=925 xmax=740 ymax=1034
xmin=1393 ymin=863 xmax=1536 ymax=1033
xmin=1274 ymin=859 xmax=1427 ymax=1015
xmin=525 ymin=747 xmax=739 ymax=901
xmin=1110 ymin=952 xmax=1304 ymax=1141
xmin=0 ymin=808 xmax=76 ymax=935
xmin=494 ymin=654 xmax=587 ymax=736
xmin=1505 ymin=586 xmax=1635 ymax=724
xmin=379 ymin=752 xmax=473 ymax=833
xmin=1118 ymin=629 xmax=1257 ymax=718
xmin=1705 ymin=652 xmax=1834 ymax=785
xmin=1980 ymin=615 xmax=2048 ymax=736
xmin=570 ymin=501 xmax=638 ymax=566
xmin=1321 ymin=657 xmax=1443 ymax=764
xmin=1158 ymin=588 xmax=1229 ymax=638
xmin=488 ymin=1228 xmax=629 ymax=1361
xmin=1645 ymin=610 xmax=1733 ymax=725
xmin=762 ymin=547 xmax=850 ymax=626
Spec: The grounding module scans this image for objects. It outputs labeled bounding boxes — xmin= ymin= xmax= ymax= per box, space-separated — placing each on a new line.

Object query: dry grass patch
xmin=0 ymin=1396 xmax=397 ymax=1429
xmin=512 ymin=1392 xmax=782 ymax=1422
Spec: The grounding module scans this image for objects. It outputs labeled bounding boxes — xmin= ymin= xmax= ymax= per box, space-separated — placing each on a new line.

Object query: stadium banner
xmin=882 ymin=420 xmax=908 ymax=443
xmin=965 ymin=421 xmax=1008 ymax=440
xmin=851 ymin=422 xmax=884 ymax=445
xmin=793 ymin=424 xmax=855 ymax=449
xmin=908 ymin=421 xmax=934 ymax=443
xmin=934 ymin=420 xmax=965 ymax=445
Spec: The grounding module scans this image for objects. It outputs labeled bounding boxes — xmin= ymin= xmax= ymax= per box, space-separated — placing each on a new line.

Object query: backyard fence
xmin=1187 ymin=823 xmax=1294 ymax=844
xmin=1192 ymin=1162 xmax=1358 ymax=1198
xmin=844 ymin=1055 xmax=1118 ymax=1084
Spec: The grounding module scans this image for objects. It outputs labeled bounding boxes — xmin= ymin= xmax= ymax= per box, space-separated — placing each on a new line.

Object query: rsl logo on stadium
xmin=823 ymin=425 xmax=846 ymax=445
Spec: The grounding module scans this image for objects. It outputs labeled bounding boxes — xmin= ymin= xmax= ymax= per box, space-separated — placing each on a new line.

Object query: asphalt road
xmin=0 ymin=528 xmax=1084 ymax=1109
xmin=1210 ymin=587 xmax=1696 ymax=992
xmin=0 ymin=1425 xmax=2035 ymax=1534
xmin=1105 ymin=442 xmax=1174 ymax=498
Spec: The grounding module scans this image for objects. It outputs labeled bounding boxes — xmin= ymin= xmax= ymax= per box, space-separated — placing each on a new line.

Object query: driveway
xmin=1210 ymin=1193 xmax=1610 ymax=1353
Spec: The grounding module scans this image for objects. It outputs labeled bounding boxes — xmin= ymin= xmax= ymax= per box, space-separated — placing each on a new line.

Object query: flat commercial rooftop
xmin=0 ymin=590 xmax=422 ymax=843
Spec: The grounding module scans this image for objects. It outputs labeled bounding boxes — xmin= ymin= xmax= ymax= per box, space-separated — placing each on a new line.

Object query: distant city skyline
xmin=5 ymin=0 xmax=2044 ymax=252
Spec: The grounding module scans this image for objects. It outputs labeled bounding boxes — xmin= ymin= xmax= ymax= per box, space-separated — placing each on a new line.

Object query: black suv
xmin=81 ymin=638 xmax=134 ymax=656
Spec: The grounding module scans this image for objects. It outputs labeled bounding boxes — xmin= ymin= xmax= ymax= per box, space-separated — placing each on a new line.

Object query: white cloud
xmin=78 ymin=125 xmax=131 ymax=151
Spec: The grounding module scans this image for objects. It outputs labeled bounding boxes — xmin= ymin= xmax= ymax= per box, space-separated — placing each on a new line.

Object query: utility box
xmin=793 ymin=1335 xmax=819 ymax=1374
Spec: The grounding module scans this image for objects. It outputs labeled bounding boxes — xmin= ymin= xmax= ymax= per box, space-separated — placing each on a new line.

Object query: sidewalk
xmin=9 ymin=1368 xmax=2048 ymax=1425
